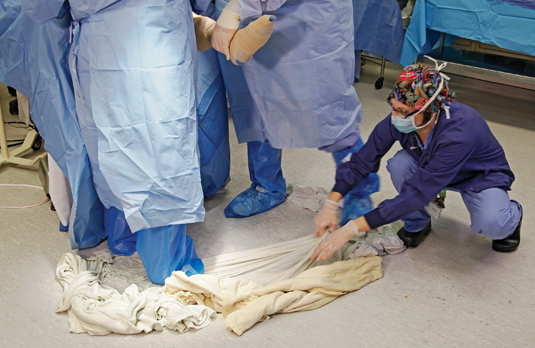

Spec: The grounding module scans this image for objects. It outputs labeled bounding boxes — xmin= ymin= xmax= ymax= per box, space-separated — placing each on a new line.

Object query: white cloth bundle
xmin=165 ymin=256 xmax=384 ymax=336
xmin=202 ymin=225 xmax=405 ymax=286
xmin=55 ymin=252 xmax=216 ymax=335
xmin=286 ymin=185 xmax=330 ymax=212
xmin=55 ymin=226 xmax=404 ymax=335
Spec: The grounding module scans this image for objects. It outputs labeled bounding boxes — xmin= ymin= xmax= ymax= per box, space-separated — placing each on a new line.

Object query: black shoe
xmin=397 ymin=222 xmax=432 ymax=248
xmin=492 ymin=204 xmax=522 ymax=252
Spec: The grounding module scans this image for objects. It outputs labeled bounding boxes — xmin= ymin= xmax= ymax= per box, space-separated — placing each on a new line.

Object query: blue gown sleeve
xmin=333 ymin=115 xmax=397 ymax=196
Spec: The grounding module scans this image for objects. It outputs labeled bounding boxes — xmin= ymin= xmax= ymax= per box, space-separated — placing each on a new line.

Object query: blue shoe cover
xmin=105 ymin=207 xmax=137 ymax=256
xmin=224 ymin=185 xmax=287 ymax=218
xmin=340 ymin=194 xmax=374 ymax=227
xmin=136 ymin=224 xmax=204 ymax=284
xmin=352 ymin=172 xmax=380 ymax=196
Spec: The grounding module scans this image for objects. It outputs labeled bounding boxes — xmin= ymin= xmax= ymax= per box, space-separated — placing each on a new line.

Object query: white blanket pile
xmin=55 ymin=252 xmax=216 ymax=335
xmin=55 ymin=226 xmax=403 ymax=336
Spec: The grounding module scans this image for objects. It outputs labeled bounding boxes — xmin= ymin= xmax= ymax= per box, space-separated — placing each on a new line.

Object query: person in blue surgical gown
xmin=211 ymin=0 xmax=380 ymax=224
xmin=0 ymin=0 xmax=108 ymax=251
xmin=67 ymin=0 xmax=211 ymax=284
xmin=1 ymin=0 xmax=230 ymax=284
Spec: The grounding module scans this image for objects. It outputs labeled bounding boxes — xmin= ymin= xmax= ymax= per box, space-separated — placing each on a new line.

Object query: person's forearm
xmin=354 ymin=215 xmax=371 ymax=233
xmin=328 ymin=191 xmax=343 ymax=203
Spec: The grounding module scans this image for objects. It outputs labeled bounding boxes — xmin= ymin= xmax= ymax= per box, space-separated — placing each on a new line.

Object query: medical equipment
xmin=400 ymin=0 xmax=535 ymax=90
xmin=0 ymin=99 xmax=46 ymax=168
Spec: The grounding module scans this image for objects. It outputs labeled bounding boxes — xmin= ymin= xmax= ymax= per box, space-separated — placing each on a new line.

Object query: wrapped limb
xmin=192 ymin=12 xmax=216 ymax=51
xmin=208 ymin=0 xmax=276 ymax=64
xmin=228 ymin=14 xmax=275 ymax=65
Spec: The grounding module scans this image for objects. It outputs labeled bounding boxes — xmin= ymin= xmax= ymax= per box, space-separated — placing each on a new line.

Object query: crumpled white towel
xmin=85 ymin=250 xmax=154 ymax=292
xmin=55 ymin=252 xmax=216 ymax=335
xmin=287 ymin=185 xmax=330 ymax=212
xmin=344 ymin=224 xmax=406 ymax=258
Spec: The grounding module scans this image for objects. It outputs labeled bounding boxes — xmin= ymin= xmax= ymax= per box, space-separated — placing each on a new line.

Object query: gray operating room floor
xmin=1 ymin=61 xmax=534 ymax=347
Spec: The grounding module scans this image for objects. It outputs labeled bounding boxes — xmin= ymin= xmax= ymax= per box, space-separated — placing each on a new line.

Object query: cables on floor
xmin=0 ymin=183 xmax=50 ymax=209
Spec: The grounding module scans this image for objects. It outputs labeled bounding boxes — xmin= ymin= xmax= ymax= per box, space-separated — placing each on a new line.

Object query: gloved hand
xmin=314 ymin=199 xmax=340 ymax=237
xmin=311 ymin=220 xmax=363 ymax=261
xmin=192 ymin=12 xmax=216 ymax=51
xmin=212 ymin=0 xmax=240 ymax=60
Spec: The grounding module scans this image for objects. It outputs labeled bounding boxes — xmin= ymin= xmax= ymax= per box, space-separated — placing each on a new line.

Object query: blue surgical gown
xmin=216 ymin=0 xmax=362 ymax=149
xmin=0 ymin=0 xmax=107 ymax=249
xmin=197 ymin=48 xmax=231 ymax=196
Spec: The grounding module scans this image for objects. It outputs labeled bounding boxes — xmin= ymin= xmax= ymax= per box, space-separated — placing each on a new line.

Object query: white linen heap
xmin=55 ymin=252 xmax=216 ymax=335
xmin=54 ymin=224 xmax=402 ymax=336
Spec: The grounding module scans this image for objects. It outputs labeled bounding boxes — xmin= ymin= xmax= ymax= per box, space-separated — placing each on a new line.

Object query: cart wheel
xmin=375 ymin=77 xmax=384 ymax=90
xmin=32 ymin=135 xmax=43 ymax=150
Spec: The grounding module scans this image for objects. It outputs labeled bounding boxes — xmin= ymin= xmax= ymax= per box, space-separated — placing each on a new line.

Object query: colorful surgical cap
xmin=390 ymin=64 xmax=455 ymax=114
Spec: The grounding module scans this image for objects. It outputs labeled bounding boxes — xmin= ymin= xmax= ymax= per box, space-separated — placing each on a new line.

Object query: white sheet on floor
xmin=55 ymin=225 xmax=403 ymax=336
xmin=165 ymin=256 xmax=384 ymax=336
xmin=202 ymin=233 xmax=344 ymax=286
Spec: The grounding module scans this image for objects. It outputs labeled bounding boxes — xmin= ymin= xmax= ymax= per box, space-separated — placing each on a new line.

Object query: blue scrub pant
xmin=224 ymin=140 xmax=286 ymax=218
xmin=386 ymin=150 xmax=521 ymax=239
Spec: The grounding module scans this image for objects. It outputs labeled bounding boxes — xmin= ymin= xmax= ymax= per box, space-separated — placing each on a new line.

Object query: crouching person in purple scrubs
xmin=311 ymin=60 xmax=522 ymax=261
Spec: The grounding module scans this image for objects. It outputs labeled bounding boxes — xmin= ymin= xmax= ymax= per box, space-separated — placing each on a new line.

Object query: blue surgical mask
xmin=391 ymin=112 xmax=436 ymax=133
xmin=391 ymin=114 xmax=418 ymax=133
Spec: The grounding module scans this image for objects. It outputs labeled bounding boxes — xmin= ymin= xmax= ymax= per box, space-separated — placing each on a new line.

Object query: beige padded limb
xmin=192 ymin=12 xmax=216 ymax=52
xmin=192 ymin=13 xmax=275 ymax=66
xmin=229 ymin=15 xmax=275 ymax=65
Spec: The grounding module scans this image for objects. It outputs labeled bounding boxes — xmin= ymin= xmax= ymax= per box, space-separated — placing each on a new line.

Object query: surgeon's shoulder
xmin=448 ymin=101 xmax=486 ymax=124
xmin=442 ymin=101 xmax=488 ymax=141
